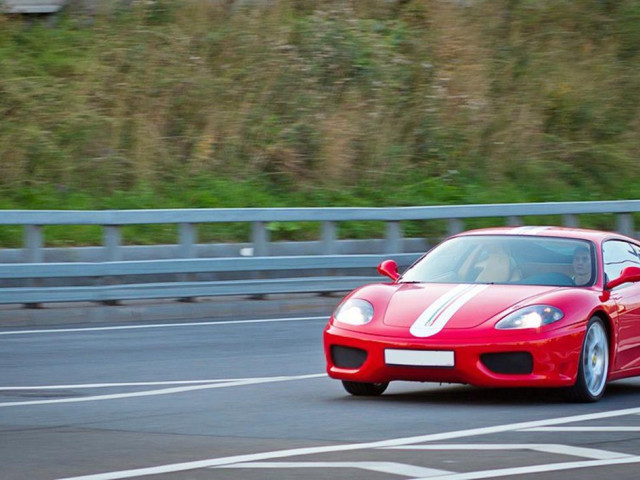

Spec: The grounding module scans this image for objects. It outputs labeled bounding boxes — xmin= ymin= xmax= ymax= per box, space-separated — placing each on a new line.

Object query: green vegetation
xmin=1 ymin=0 xmax=639 ymax=246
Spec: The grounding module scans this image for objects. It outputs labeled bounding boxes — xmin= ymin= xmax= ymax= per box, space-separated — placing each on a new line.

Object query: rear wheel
xmin=342 ymin=381 xmax=389 ymax=396
xmin=568 ymin=317 xmax=609 ymax=402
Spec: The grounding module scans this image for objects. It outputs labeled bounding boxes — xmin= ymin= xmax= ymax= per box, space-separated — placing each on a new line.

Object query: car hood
xmin=381 ymin=283 xmax=563 ymax=337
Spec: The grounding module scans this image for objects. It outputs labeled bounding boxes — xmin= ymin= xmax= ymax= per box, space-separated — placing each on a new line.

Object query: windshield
xmin=401 ymin=235 xmax=596 ymax=287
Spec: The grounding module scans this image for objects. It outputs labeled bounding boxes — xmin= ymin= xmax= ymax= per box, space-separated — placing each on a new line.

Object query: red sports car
xmin=324 ymin=227 xmax=640 ymax=402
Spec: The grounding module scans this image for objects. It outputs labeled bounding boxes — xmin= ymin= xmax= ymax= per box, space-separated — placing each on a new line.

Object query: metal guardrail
xmin=0 ymin=201 xmax=638 ymax=305
xmin=0 ymin=254 xmax=422 ymax=305
xmin=2 ymin=0 xmax=66 ymax=14
xmin=0 ymin=254 xmax=422 ymax=279
xmin=0 ymin=254 xmax=423 ymax=304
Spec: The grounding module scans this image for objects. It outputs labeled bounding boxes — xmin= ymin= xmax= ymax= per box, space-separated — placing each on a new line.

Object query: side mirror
xmin=378 ymin=259 xmax=400 ymax=282
xmin=606 ymin=266 xmax=640 ymax=290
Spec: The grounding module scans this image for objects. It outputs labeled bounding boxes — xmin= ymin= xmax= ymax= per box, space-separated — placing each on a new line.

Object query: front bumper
xmin=324 ymin=322 xmax=584 ymax=388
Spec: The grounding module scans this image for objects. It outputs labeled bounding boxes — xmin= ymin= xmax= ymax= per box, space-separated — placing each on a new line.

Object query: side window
xmin=603 ymin=240 xmax=640 ymax=287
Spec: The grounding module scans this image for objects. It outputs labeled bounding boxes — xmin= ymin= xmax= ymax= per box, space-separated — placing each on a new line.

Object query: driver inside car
xmin=572 ymin=246 xmax=592 ymax=286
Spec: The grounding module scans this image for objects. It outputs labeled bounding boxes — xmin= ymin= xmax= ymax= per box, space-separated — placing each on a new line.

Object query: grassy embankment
xmin=1 ymin=0 xmax=639 ymax=246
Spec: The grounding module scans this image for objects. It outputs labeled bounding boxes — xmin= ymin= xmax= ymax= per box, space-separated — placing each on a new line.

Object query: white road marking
xmin=0 ymin=378 xmax=278 ymax=390
xmin=215 ymin=461 xmax=451 ymax=477
xmin=0 ymin=315 xmax=328 ymax=336
xmin=521 ymin=426 xmax=640 ymax=432
xmin=385 ymin=443 xmax=631 ymax=460
xmin=0 ymin=373 xmax=325 ymax=408
xmin=412 ymin=456 xmax=640 ymax=480
xmin=58 ymin=406 xmax=640 ymax=480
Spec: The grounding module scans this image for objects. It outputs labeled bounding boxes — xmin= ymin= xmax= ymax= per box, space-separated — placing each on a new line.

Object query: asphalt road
xmin=2 ymin=315 xmax=640 ymax=480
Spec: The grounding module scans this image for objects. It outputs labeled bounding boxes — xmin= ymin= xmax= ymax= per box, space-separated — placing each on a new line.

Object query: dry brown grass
xmin=0 ymin=0 xmax=638 ymax=199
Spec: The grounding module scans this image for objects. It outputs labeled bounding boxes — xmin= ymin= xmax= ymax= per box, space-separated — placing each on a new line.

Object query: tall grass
xmin=0 ymin=0 xmax=639 ymax=245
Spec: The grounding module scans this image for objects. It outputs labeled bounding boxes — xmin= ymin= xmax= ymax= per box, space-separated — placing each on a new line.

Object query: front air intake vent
xmin=481 ymin=352 xmax=533 ymax=375
xmin=331 ymin=345 xmax=367 ymax=369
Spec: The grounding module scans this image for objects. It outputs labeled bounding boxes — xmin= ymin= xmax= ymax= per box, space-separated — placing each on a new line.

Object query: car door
xmin=603 ymin=240 xmax=640 ymax=371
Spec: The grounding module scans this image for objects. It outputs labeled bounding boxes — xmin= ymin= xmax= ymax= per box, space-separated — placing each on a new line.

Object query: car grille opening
xmin=480 ymin=352 xmax=533 ymax=375
xmin=331 ymin=345 xmax=367 ymax=369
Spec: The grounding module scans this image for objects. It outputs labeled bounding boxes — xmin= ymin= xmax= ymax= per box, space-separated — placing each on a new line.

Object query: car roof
xmin=455 ymin=226 xmax=636 ymax=244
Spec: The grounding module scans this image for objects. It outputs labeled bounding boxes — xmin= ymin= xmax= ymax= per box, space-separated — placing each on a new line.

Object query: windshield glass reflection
xmin=401 ymin=235 xmax=595 ymax=287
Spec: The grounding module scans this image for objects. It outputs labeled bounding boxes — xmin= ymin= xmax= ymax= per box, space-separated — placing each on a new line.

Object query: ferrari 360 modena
xmin=323 ymin=227 xmax=640 ymax=402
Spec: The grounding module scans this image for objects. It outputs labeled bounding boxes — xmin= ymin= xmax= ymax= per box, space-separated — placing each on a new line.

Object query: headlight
xmin=495 ymin=305 xmax=564 ymax=330
xmin=334 ymin=299 xmax=374 ymax=326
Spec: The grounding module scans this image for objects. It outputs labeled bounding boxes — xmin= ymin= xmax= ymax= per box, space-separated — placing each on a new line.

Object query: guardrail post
xmin=103 ymin=225 xmax=122 ymax=305
xmin=179 ymin=223 xmax=197 ymax=258
xmin=179 ymin=223 xmax=198 ymax=302
xmin=319 ymin=221 xmax=339 ymax=296
xmin=447 ymin=218 xmax=464 ymax=236
xmin=385 ymin=221 xmax=403 ymax=253
xmin=506 ymin=216 xmax=523 ymax=227
xmin=563 ymin=214 xmax=579 ymax=228
xmin=104 ymin=226 xmax=122 ymax=261
xmin=23 ymin=225 xmax=43 ymax=308
xmin=616 ymin=214 xmax=634 ymax=237
xmin=322 ymin=221 xmax=337 ymax=255
xmin=24 ymin=225 xmax=43 ymax=263
xmin=251 ymin=221 xmax=270 ymax=299
xmin=252 ymin=221 xmax=270 ymax=257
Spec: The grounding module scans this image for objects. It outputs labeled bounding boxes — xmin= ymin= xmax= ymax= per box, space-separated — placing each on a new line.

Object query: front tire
xmin=342 ymin=381 xmax=389 ymax=396
xmin=568 ymin=317 xmax=609 ymax=402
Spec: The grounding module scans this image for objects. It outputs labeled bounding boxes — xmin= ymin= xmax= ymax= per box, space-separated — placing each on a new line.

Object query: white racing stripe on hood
xmin=409 ymin=284 xmax=490 ymax=338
